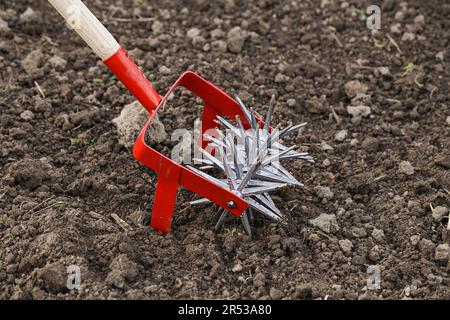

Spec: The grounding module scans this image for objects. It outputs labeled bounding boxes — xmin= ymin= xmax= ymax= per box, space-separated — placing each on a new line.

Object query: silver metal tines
xmin=190 ymin=95 xmax=314 ymax=236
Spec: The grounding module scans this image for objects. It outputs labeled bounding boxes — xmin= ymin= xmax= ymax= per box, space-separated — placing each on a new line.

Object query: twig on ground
xmin=111 ymin=16 xmax=155 ymax=22
xmin=111 ymin=213 xmax=133 ymax=232
xmin=444 ymin=188 xmax=450 ymax=197
xmin=386 ymin=33 xmax=402 ymax=54
xmin=34 ymin=81 xmax=45 ymax=98
xmin=329 ymin=105 xmax=342 ymax=124
xmin=331 ymin=33 xmax=343 ymax=47
xmin=373 ymin=175 xmax=388 ymax=182
xmin=42 ymin=35 xmax=57 ymax=46
xmin=32 ymin=202 xmax=65 ymax=215
xmin=25 ymin=196 xmax=56 ymax=215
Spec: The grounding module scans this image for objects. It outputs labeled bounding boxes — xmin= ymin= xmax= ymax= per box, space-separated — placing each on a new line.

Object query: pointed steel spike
xmin=187 ymin=165 xmax=228 ymax=188
xmin=279 ymin=122 xmax=308 ymax=138
xmin=261 ymin=165 xmax=301 ymax=186
xmin=228 ymin=135 xmax=243 ymax=179
xmin=254 ymin=193 xmax=281 ymax=216
xmin=255 ymin=125 xmax=260 ymax=152
xmin=235 ymin=96 xmax=253 ymax=128
xmin=277 ymin=124 xmax=294 ymax=138
xmin=248 ymin=129 xmax=258 ymax=165
xmin=271 ymin=162 xmax=302 ymax=185
xmin=193 ymin=158 xmax=214 ymax=165
xmin=279 ymin=153 xmax=313 ymax=161
xmin=264 ymin=94 xmax=276 ymax=131
xmin=249 ymin=107 xmax=258 ymax=130
xmin=241 ymin=211 xmax=252 ymax=237
xmin=200 ymin=148 xmax=224 ymax=170
xmin=199 ymin=165 xmax=214 ymax=170
xmin=215 ymin=208 xmax=228 ymax=231
xmin=264 ymin=123 xmax=282 ymax=150
xmin=236 ymin=115 xmax=246 ymax=140
xmin=246 ymin=179 xmax=285 ymax=187
xmin=191 ymin=95 xmax=313 ymax=231
xmin=262 ymin=192 xmax=276 ymax=209
xmin=203 ymin=134 xmax=226 ymax=148
xmin=247 ymin=208 xmax=255 ymax=225
xmin=214 ymin=117 xmax=241 ymax=137
xmin=277 ymin=150 xmax=309 ymax=157
xmin=253 ymin=123 xmax=275 ymax=158
xmin=222 ymin=144 xmax=237 ymax=190
xmin=242 ymin=183 xmax=287 ymax=197
xmin=262 ymin=145 xmax=297 ymax=166
xmin=237 ymin=145 xmax=269 ymax=192
xmin=246 ymin=197 xmax=282 ymax=220
xmin=254 ymin=169 xmax=296 ymax=184
xmin=267 ymin=144 xmax=313 ymax=160
xmin=190 ymin=198 xmax=211 ymax=205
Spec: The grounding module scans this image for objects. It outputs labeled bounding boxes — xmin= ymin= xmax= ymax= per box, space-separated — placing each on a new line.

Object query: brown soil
xmin=0 ymin=0 xmax=449 ymax=299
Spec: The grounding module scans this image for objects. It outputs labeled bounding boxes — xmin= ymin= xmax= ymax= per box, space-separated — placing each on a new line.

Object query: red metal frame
xmin=104 ymin=47 xmax=266 ymax=233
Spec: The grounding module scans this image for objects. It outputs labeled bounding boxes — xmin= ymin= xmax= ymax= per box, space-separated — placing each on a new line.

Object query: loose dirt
xmin=0 ymin=0 xmax=449 ymax=299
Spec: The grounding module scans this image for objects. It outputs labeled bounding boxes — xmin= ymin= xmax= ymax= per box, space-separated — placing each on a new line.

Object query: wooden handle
xmin=48 ymin=0 xmax=120 ymax=60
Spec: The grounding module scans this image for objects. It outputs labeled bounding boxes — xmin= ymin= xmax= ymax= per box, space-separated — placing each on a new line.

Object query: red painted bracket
xmin=103 ymin=47 xmax=269 ymax=234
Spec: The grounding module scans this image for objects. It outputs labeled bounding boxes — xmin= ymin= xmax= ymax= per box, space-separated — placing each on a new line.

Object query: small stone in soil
xmin=361 ymin=136 xmax=380 ymax=152
xmin=371 ymin=228 xmax=385 ymax=242
xmin=339 ymin=239 xmax=353 ymax=254
xmin=187 ymin=28 xmax=201 ymax=38
xmin=377 ymin=66 xmax=392 ymax=79
xmin=212 ymin=40 xmax=227 ymax=52
xmin=309 ymin=213 xmax=340 ymax=234
xmin=418 ymin=238 xmax=435 ymax=256
xmin=191 ymin=35 xmax=206 ymax=49
xmin=232 ymin=263 xmax=242 ymax=273
xmin=20 ymin=110 xmax=34 ymax=121
xmin=316 ymin=186 xmax=334 ymax=200
xmin=410 ymin=235 xmax=421 ymax=246
xmin=432 ymin=206 xmax=448 ymax=222
xmin=47 ymin=55 xmax=67 ymax=70
xmin=151 ymin=20 xmax=163 ymax=34
xmin=344 ymin=80 xmax=368 ymax=98
xmin=286 ymin=99 xmax=296 ymax=107
xmin=0 ymin=17 xmax=10 ymax=33
xmin=227 ymin=26 xmax=247 ymax=53
xmin=434 ymin=244 xmax=449 ymax=263
xmin=398 ymin=161 xmax=415 ymax=175
xmin=159 ymin=65 xmax=171 ymax=75
xmin=347 ymin=105 xmax=371 ymax=122
xmin=402 ymin=32 xmax=416 ymax=42
xmin=335 ymin=129 xmax=348 ymax=142
xmin=414 ymin=14 xmax=425 ymax=26
xmin=351 ymin=226 xmax=367 ymax=238
xmin=21 ymin=49 xmax=44 ymax=74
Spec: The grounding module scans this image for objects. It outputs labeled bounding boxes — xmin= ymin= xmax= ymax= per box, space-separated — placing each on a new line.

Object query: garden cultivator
xmin=48 ymin=0 xmax=313 ymax=235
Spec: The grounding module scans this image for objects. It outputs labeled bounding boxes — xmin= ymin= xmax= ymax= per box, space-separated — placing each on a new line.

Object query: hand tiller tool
xmin=48 ymin=0 xmax=313 ymax=235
